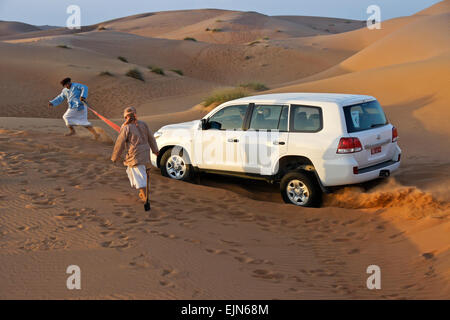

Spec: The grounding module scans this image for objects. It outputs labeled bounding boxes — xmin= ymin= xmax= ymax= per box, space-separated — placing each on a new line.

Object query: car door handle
xmin=273 ymin=141 xmax=285 ymax=145
xmin=227 ymin=138 xmax=239 ymax=143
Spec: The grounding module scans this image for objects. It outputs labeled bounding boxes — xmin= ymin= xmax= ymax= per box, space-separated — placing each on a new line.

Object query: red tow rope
xmin=85 ymin=102 xmax=121 ymax=133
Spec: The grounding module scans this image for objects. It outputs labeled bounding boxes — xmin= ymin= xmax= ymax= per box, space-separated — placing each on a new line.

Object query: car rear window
xmin=290 ymin=105 xmax=323 ymax=132
xmin=343 ymin=100 xmax=388 ymax=133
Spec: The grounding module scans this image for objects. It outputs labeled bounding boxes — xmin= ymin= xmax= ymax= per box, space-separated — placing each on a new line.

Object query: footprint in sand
xmin=330 ymin=284 xmax=352 ymax=295
xmin=256 ymin=222 xmax=271 ymax=228
xmin=184 ymin=238 xmax=201 ymax=245
xmin=305 ymin=218 xmax=321 ymax=224
xmin=220 ymin=239 xmax=243 ymax=247
xmin=124 ymin=218 xmax=138 ymax=225
xmin=332 ymin=238 xmax=350 ymax=242
xmin=101 ymin=239 xmax=130 ymax=249
xmin=389 ymin=231 xmax=405 ymax=239
xmin=228 ymin=248 xmax=247 ymax=255
xmin=149 ymin=221 xmax=168 ymax=227
xmin=401 ymin=283 xmax=416 ymax=289
xmin=206 ymin=248 xmax=228 ymax=255
xmin=159 ymin=279 xmax=176 ymax=288
xmin=252 ymin=269 xmax=284 ymax=280
xmin=128 ymin=253 xmax=152 ymax=269
xmin=32 ymin=198 xmax=56 ymax=206
xmin=161 ymin=268 xmax=178 ymax=278
xmin=113 ymin=211 xmax=130 ymax=218
xmin=288 ymin=275 xmax=304 ymax=283
xmin=341 ymin=219 xmax=358 ymax=226
xmin=64 ymin=224 xmax=83 ymax=230
xmin=221 ymin=222 xmax=237 ymax=227
xmin=159 ymin=233 xmax=178 ymax=240
xmin=19 ymin=236 xmax=66 ymax=251
xmin=234 ymin=256 xmax=269 ymax=265
xmin=179 ymin=221 xmax=195 ymax=229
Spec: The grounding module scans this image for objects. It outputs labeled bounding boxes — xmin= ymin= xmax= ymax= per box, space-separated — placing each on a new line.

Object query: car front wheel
xmin=280 ymin=171 xmax=322 ymax=207
xmin=160 ymin=147 xmax=193 ymax=181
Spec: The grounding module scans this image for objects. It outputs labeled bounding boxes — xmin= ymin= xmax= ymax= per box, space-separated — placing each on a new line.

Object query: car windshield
xmin=343 ymin=100 xmax=388 ymax=133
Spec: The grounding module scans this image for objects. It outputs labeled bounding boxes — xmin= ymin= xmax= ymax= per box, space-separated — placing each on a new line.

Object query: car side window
xmin=249 ymin=105 xmax=287 ymax=130
xmin=290 ymin=105 xmax=322 ymax=132
xmin=208 ymin=105 xmax=248 ymax=130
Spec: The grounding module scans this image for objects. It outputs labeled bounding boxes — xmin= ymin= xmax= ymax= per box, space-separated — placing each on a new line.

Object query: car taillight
xmin=337 ymin=137 xmax=363 ymax=154
xmin=392 ymin=126 xmax=398 ymax=142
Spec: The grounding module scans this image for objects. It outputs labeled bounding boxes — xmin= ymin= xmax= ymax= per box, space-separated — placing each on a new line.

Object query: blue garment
xmin=49 ymin=82 xmax=88 ymax=111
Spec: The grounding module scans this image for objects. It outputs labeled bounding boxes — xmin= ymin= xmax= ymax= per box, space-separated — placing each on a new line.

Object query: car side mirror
xmin=201 ymin=118 xmax=208 ymax=130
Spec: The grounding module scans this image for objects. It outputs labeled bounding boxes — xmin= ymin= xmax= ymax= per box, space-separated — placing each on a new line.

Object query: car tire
xmin=280 ymin=171 xmax=322 ymax=207
xmin=160 ymin=147 xmax=193 ymax=181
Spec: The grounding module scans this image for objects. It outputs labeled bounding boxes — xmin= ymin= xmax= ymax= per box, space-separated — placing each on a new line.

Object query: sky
xmin=0 ymin=0 xmax=443 ymax=26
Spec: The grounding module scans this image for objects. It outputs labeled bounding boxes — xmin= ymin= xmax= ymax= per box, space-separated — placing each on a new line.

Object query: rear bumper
xmin=357 ymin=160 xmax=397 ymax=174
xmin=320 ymin=155 xmax=401 ymax=187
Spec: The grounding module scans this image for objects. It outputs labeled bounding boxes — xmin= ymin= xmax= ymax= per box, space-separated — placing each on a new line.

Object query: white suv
xmin=151 ymin=93 xmax=401 ymax=207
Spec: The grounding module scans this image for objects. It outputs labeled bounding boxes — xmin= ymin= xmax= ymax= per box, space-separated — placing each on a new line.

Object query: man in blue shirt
xmin=48 ymin=77 xmax=99 ymax=139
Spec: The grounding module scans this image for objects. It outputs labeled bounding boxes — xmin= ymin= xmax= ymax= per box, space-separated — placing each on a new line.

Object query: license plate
xmin=371 ymin=146 xmax=382 ymax=155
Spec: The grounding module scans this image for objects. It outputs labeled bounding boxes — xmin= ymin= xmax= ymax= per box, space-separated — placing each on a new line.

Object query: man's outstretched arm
xmin=49 ymin=91 xmax=65 ymax=107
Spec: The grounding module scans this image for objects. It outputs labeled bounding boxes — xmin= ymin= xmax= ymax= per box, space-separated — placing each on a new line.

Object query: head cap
xmin=123 ymin=106 xmax=137 ymax=119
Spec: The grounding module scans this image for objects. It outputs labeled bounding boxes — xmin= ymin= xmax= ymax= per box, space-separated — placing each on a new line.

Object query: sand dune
xmin=339 ymin=12 xmax=450 ymax=71
xmin=0 ymin=122 xmax=448 ymax=299
xmin=414 ymin=0 xmax=450 ymax=15
xmin=0 ymin=1 xmax=449 ymax=299
xmin=0 ymin=28 xmax=352 ymax=118
xmin=72 ymin=9 xmax=364 ymax=44
xmin=0 ymin=9 xmax=364 ymax=44
xmin=275 ymin=15 xmax=365 ymax=34
xmin=281 ymin=0 xmax=449 ymax=56
xmin=0 ymin=21 xmax=41 ymax=37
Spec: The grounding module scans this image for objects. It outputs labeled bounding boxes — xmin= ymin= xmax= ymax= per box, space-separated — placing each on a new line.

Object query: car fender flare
xmin=273 ymin=155 xmax=329 ymax=193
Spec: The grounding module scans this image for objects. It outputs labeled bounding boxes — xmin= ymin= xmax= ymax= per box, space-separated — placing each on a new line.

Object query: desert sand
xmin=0 ymin=1 xmax=449 ymax=299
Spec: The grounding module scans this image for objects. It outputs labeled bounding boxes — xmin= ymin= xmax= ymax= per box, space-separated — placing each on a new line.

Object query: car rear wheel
xmin=280 ymin=171 xmax=322 ymax=207
xmin=160 ymin=147 xmax=193 ymax=181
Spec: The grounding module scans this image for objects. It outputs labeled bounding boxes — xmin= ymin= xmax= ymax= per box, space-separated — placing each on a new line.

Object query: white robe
xmin=62 ymin=106 xmax=90 ymax=127
xmin=49 ymin=83 xmax=91 ymax=126
xmin=126 ymin=165 xmax=147 ymax=189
